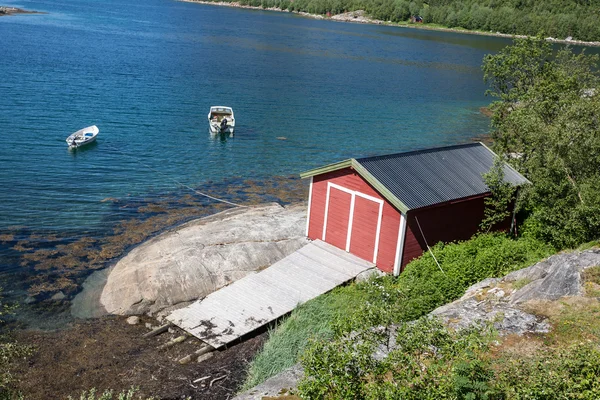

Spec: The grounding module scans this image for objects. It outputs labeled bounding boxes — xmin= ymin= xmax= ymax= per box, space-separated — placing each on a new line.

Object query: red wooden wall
xmin=400 ymin=195 xmax=511 ymax=267
xmin=308 ymin=168 xmax=401 ymax=273
xmin=307 ymin=170 xmax=513 ymax=273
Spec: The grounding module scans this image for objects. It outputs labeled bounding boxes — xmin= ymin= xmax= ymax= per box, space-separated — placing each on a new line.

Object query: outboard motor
xmin=220 ymin=118 xmax=228 ymax=132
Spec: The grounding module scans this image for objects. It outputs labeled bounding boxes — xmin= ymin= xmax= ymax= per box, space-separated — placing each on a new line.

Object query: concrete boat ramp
xmin=166 ymin=240 xmax=374 ymax=348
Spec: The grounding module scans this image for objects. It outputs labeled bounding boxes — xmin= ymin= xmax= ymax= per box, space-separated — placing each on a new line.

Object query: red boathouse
xmin=300 ymin=143 xmax=529 ymax=275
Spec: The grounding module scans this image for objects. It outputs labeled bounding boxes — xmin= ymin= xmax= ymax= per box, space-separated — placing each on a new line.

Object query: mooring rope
xmin=415 ymin=216 xmax=446 ymax=276
xmin=104 ymin=143 xmax=249 ymax=208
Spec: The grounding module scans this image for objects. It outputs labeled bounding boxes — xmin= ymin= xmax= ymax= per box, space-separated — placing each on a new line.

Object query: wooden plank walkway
xmin=166 ymin=240 xmax=374 ymax=348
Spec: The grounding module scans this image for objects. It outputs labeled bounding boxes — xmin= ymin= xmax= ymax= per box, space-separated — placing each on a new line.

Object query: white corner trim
xmin=306 ymin=177 xmax=313 ymax=237
xmin=393 ymin=214 xmax=407 ymax=276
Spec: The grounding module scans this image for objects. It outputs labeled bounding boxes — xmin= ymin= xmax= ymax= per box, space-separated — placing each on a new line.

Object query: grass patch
xmin=522 ymin=297 xmax=600 ymax=344
xmin=549 ymin=298 xmax=600 ymax=344
xmin=576 ymin=239 xmax=600 ymax=251
xmin=583 ymin=265 xmax=600 ymax=285
xmin=298 ymin=296 xmax=600 ymax=399
xmin=513 ymin=278 xmax=532 ymax=290
xmin=583 ymin=266 xmax=600 ymax=297
xmin=240 ymin=285 xmax=366 ymax=391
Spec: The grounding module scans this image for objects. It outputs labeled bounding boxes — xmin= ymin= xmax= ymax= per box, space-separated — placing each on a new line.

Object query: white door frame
xmin=322 ymin=182 xmax=384 ymax=263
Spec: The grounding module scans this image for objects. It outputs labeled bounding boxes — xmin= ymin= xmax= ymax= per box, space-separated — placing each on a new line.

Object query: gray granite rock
xmin=72 ymin=203 xmax=308 ymax=318
xmin=509 ymin=250 xmax=600 ymax=304
xmin=432 ymin=250 xmax=600 ymax=335
xmin=355 ymin=267 xmax=386 ymax=283
xmin=432 ymin=298 xmax=550 ymax=335
xmin=233 ymin=364 xmax=304 ymax=400
xmin=460 ymin=278 xmax=501 ymax=300
xmin=50 ymin=291 xmax=66 ymax=301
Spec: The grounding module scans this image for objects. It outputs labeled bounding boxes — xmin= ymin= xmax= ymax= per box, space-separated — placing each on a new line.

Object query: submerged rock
xmin=50 ymin=291 xmax=66 ymax=301
xmin=72 ymin=203 xmax=308 ymax=318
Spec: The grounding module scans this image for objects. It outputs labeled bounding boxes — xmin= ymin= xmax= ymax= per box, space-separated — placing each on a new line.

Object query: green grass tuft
xmin=242 ymin=233 xmax=554 ymax=391
xmin=241 ymin=285 xmax=366 ymax=391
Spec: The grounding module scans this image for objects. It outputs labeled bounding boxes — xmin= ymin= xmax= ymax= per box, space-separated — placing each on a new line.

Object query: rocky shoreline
xmin=13 ymin=203 xmax=308 ymax=399
xmin=180 ymin=0 xmax=600 ymax=48
xmin=0 ymin=6 xmax=44 ymax=16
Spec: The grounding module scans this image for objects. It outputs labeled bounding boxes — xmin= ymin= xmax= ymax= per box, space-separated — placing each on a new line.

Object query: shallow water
xmin=0 ymin=0 xmax=523 ymax=307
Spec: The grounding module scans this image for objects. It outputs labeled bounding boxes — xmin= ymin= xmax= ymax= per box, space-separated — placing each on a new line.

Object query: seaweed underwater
xmin=0 ymin=175 xmax=309 ymax=323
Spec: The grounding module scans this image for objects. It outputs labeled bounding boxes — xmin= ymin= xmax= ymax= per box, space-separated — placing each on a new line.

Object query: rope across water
xmin=104 ymin=143 xmax=249 ymax=208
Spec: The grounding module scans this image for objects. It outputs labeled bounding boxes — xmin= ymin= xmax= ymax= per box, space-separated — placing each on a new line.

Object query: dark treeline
xmin=228 ymin=0 xmax=600 ymax=42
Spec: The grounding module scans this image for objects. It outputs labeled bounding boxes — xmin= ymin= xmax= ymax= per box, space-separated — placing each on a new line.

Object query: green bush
xmin=338 ymin=233 xmax=553 ymax=331
xmin=300 ymin=318 xmax=600 ymax=399
xmin=483 ymin=38 xmax=600 ymax=250
xmin=495 ymin=344 xmax=600 ymax=399
xmin=299 ymin=317 xmax=497 ymax=400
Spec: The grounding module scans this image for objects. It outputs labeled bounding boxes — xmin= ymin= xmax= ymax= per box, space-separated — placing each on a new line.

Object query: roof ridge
xmin=356 ymin=142 xmax=482 ymax=163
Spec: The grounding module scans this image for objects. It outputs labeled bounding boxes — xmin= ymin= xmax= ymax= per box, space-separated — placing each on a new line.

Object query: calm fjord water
xmin=0 ymin=0 xmax=512 ymax=283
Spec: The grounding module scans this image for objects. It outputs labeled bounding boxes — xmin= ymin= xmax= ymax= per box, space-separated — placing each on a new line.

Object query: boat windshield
xmin=211 ymin=107 xmax=232 ymax=114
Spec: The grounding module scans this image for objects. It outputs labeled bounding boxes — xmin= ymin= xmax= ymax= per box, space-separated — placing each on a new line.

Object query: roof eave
xmin=299 ymin=159 xmax=353 ymax=179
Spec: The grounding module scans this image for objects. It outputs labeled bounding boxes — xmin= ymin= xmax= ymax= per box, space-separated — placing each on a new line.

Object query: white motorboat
xmin=208 ymin=106 xmax=235 ymax=135
xmin=66 ymin=125 xmax=99 ymax=148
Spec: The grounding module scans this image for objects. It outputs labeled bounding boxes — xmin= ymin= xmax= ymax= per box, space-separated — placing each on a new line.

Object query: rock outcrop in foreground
xmin=433 ymin=248 xmax=600 ymax=333
xmin=235 ymin=248 xmax=600 ymax=399
xmin=72 ymin=203 xmax=307 ymax=318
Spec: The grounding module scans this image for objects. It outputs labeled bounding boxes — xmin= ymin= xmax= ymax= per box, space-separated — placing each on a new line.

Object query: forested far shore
xmin=197 ymin=0 xmax=600 ymax=43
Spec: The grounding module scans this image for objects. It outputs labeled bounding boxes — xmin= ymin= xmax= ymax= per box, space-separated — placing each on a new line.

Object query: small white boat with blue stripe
xmin=66 ymin=125 xmax=99 ymax=149
xmin=208 ymin=106 xmax=235 ymax=135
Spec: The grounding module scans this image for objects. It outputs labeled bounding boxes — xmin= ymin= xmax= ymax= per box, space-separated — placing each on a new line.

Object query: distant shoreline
xmin=0 ymin=6 xmax=45 ymax=16
xmin=179 ymin=0 xmax=600 ymax=48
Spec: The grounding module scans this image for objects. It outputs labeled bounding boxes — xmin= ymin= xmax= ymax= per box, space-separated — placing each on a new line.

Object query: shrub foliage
xmin=300 ymin=316 xmax=600 ymax=399
xmin=483 ymin=37 xmax=600 ymax=249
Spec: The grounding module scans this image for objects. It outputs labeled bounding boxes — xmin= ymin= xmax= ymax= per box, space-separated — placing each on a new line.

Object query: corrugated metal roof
xmin=355 ymin=143 xmax=529 ymax=210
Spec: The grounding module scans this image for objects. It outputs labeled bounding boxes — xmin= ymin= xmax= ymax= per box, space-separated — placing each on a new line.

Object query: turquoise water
xmin=0 ymin=0 xmax=510 ymax=231
xmin=0 ymin=0 xmax=519 ymax=293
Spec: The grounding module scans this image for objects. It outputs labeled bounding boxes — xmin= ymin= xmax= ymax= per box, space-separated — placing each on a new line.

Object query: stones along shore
xmin=71 ymin=203 xmax=308 ymax=319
